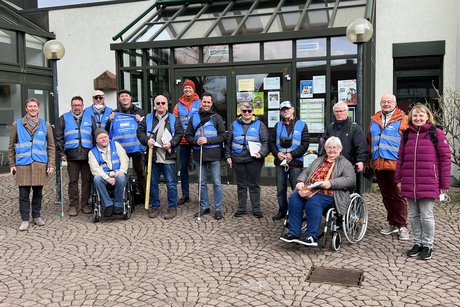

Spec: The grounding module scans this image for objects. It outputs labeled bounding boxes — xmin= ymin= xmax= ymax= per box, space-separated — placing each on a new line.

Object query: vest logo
xmin=387 ymin=124 xmax=396 ymax=130
xmin=37 ymin=131 xmax=45 ymax=135
xmin=120 ymin=122 xmax=131 ymax=128
xmin=249 ymin=127 xmax=257 ymax=132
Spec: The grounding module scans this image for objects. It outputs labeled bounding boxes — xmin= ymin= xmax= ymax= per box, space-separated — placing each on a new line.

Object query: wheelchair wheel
xmin=123 ymin=185 xmax=133 ymax=220
xmin=343 ymin=193 xmax=368 ymax=244
xmin=92 ymin=193 xmax=101 ymax=223
xmin=331 ymin=232 xmax=341 ymax=251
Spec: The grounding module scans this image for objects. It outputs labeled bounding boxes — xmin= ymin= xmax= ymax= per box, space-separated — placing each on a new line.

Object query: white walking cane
xmin=197 ymin=125 xmax=204 ymax=221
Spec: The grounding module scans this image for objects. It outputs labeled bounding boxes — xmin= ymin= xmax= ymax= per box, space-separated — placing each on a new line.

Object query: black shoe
xmin=234 ymin=210 xmax=246 ymax=217
xmin=298 ymin=236 xmax=318 ymax=247
xmin=194 ymin=208 xmax=210 ymax=217
xmin=406 ymin=244 xmax=422 ymax=257
xmin=280 ymin=232 xmax=300 ymax=243
xmin=177 ymin=196 xmax=189 ymax=206
xmin=214 ymin=211 xmax=222 ymax=220
xmin=272 ymin=212 xmax=286 ymax=220
xmin=104 ymin=205 xmax=114 ymax=217
xmin=113 ymin=207 xmax=123 ymax=215
xmin=419 ymin=246 xmax=432 ymax=260
xmin=253 ymin=211 xmax=263 ymax=219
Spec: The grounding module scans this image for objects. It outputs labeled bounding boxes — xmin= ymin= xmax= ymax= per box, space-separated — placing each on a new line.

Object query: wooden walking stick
xmin=144 ymin=145 xmax=153 ymax=210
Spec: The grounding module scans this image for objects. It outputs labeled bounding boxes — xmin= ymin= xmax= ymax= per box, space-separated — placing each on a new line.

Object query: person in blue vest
xmin=269 ymin=101 xmax=310 ymax=221
xmin=88 ymin=129 xmax=129 ymax=217
xmin=55 ymin=96 xmax=95 ymax=216
xmin=137 ymin=95 xmax=183 ymax=219
xmin=84 ymin=90 xmax=113 ymax=129
xmin=105 ymin=89 xmax=147 ymax=204
xmin=225 ymin=102 xmax=269 ymax=218
xmin=8 ymin=98 xmax=55 ymax=231
xmin=185 ymin=92 xmax=226 ymax=220
xmin=173 ymin=79 xmax=201 ymax=206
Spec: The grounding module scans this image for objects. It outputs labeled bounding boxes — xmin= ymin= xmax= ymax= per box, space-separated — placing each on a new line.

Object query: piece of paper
xmin=154 ymin=141 xmax=163 ymax=148
xmin=247 ymin=141 xmax=261 ymax=157
xmin=280 ymin=159 xmax=288 ymax=166
xmin=161 ymin=129 xmax=173 ymax=144
xmin=308 ymin=181 xmax=323 ymax=189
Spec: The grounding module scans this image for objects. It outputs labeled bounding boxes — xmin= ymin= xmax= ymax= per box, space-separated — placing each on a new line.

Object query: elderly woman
xmin=280 ymin=136 xmax=355 ymax=246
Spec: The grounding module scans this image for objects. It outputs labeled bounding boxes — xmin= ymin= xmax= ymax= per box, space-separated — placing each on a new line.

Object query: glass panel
xmin=267 ymin=12 xmax=300 ymax=33
xmin=209 ymin=17 xmax=241 ymax=37
xmin=122 ymin=50 xmax=143 ymax=68
xmin=147 ymin=68 xmax=170 ymax=113
xmin=296 ymin=38 xmax=326 ymax=58
xmin=135 ymin=24 xmax=163 ymax=42
xmin=396 ymin=75 xmax=440 ymax=113
xmin=0 ymin=84 xmax=21 ymax=165
xmin=27 ymin=88 xmax=50 ymax=121
xmin=0 ymin=30 xmax=17 ymax=64
xmin=331 ymin=59 xmax=357 ymax=114
xmin=233 ymin=43 xmax=260 ymax=62
xmin=281 ymin=1 xmax=307 ymax=11
xmin=174 ymin=47 xmax=199 ymax=64
xmin=333 ymin=6 xmax=365 ymax=27
xmin=239 ymin=15 xmax=271 ymax=34
xmin=223 ymin=1 xmax=253 ymax=16
xmin=173 ymin=4 xmax=203 ymax=21
xmin=154 ymin=22 xmax=189 ymax=41
xmin=147 ymin=48 xmax=170 ymax=66
xmin=122 ymin=70 xmax=144 ymax=109
xmin=264 ymin=41 xmax=292 ymax=60
xmin=331 ymin=36 xmax=357 ymax=56
xmin=181 ymin=20 xmax=216 ymax=39
xmin=302 ymin=9 xmax=331 ymax=29
xmin=25 ymin=34 xmax=47 ymax=67
xmin=203 ymin=45 xmax=229 ymax=64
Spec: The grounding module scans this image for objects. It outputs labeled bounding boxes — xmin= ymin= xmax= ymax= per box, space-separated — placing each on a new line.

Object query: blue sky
xmin=38 ymin=0 xmax=107 ymax=8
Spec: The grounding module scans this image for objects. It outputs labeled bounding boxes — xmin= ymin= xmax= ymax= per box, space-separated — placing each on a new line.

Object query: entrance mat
xmin=306 ymin=266 xmax=364 ymax=286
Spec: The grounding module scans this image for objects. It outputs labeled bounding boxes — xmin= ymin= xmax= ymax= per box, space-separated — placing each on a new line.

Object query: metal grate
xmin=306 ymin=266 xmax=364 ymax=286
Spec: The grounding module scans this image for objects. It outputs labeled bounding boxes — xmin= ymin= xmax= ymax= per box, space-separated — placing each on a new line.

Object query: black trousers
xmin=233 ymin=160 xmax=264 ymax=212
xmin=67 ymin=160 xmax=91 ymax=208
xmin=19 ymin=186 xmax=43 ymax=221
xmin=129 ymin=153 xmax=146 ymax=197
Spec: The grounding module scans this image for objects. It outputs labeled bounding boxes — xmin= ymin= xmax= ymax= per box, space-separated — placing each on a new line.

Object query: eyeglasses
xmin=241 ymin=109 xmax=253 ymax=113
xmin=334 ymin=109 xmax=347 ymax=113
xmin=93 ymin=96 xmax=104 ymax=100
xmin=381 ymin=100 xmax=394 ymax=104
xmin=156 ymin=101 xmax=167 ymax=106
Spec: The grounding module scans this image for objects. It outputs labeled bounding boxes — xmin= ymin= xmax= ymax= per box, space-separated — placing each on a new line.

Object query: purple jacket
xmin=395 ymin=123 xmax=451 ymax=200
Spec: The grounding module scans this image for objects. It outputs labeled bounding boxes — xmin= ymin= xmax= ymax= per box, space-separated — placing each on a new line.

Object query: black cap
xmin=118 ymin=89 xmax=132 ymax=96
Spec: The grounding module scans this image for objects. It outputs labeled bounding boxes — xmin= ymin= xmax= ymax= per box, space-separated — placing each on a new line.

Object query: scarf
xmin=26 ymin=115 xmax=40 ymax=130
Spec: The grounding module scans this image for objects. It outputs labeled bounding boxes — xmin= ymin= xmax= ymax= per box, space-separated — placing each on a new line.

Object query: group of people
xmin=9 ymin=85 xmax=451 ymax=260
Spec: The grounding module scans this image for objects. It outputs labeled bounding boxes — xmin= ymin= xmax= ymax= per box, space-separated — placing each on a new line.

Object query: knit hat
xmin=95 ymin=128 xmax=109 ymax=139
xmin=182 ymin=79 xmax=196 ymax=91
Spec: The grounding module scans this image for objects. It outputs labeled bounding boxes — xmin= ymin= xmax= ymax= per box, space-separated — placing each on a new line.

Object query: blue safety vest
xmin=178 ymin=99 xmax=201 ymax=131
xmin=90 ymin=141 xmax=121 ymax=174
xmin=84 ymin=105 xmax=113 ymax=128
xmin=231 ymin=120 xmax=261 ymax=154
xmin=192 ymin=113 xmax=219 ymax=150
xmin=276 ymin=120 xmax=305 ymax=162
xmin=146 ymin=113 xmax=176 ymax=137
xmin=63 ymin=111 xmax=93 ymax=149
xmin=109 ymin=113 xmax=145 ymax=154
xmin=370 ymin=119 xmax=402 ymax=161
xmin=15 ymin=118 xmax=48 ymax=166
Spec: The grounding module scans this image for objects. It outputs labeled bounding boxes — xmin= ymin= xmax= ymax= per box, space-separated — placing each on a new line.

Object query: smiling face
xmin=92 ymin=95 xmax=105 ymax=106
xmin=280 ymin=107 xmax=294 ymax=120
xmin=240 ymin=108 xmax=253 ymax=121
xmin=201 ymin=95 xmax=213 ymax=112
xmin=96 ymin=132 xmax=109 ymax=147
xmin=71 ymin=99 xmax=84 ymax=116
xmin=411 ymin=109 xmax=429 ymax=127
xmin=119 ymin=93 xmax=132 ymax=108
xmin=154 ymin=95 xmax=168 ymax=115
xmin=25 ymin=100 xmax=40 ymax=118
xmin=380 ymin=94 xmax=397 ymax=114
xmin=183 ymin=85 xmax=194 ymax=98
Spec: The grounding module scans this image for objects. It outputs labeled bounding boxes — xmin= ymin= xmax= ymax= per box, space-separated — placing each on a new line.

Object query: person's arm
xmin=268 ymin=123 xmax=278 ymax=157
xmin=171 ymin=116 xmax=183 ymax=148
xmin=88 ymin=150 xmax=109 ymax=180
xmin=436 ymin=128 xmax=451 ymax=190
xmin=55 ymin=116 xmax=66 ymax=160
xmin=329 ymin=158 xmax=356 ymax=190
xmin=225 ymin=124 xmax=234 ymax=160
xmin=258 ymin=121 xmax=269 ymax=158
xmin=185 ymin=116 xmax=197 ymax=145
xmin=136 ymin=116 xmax=149 ymax=146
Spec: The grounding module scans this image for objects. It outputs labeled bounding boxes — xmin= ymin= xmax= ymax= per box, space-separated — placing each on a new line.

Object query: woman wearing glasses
xmin=225 ymin=102 xmax=269 ymax=218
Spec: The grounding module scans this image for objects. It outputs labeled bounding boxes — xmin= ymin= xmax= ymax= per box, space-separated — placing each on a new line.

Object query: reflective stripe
xmin=63 ymin=111 xmax=93 ymax=149
xmin=15 ymin=118 xmax=48 ymax=165
xmin=231 ymin=120 xmax=261 ymax=154
xmin=120 ymin=141 xmax=141 ymax=147
xmin=15 ymin=142 xmax=32 ymax=149
xmin=64 ymin=130 xmax=76 ymax=137
xmin=34 ymin=140 xmax=46 ymax=146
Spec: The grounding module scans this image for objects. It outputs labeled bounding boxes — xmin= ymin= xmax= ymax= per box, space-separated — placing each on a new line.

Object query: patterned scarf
xmin=26 ymin=115 xmax=40 ymax=130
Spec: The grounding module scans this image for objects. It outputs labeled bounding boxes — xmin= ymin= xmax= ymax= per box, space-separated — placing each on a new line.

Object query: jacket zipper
xmin=413 ymin=131 xmax=419 ymax=200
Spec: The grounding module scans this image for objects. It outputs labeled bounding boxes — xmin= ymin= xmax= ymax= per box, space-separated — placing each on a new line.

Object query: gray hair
xmin=25 ymin=97 xmax=40 ymax=107
xmin=324 ymin=136 xmax=343 ymax=151
xmin=333 ymin=102 xmax=348 ymax=112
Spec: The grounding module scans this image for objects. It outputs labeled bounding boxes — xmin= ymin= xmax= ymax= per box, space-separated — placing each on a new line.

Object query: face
xmin=183 ymin=85 xmax=194 ymax=98
xmin=201 ymin=95 xmax=213 ymax=112
xmin=71 ymin=99 xmax=84 ymax=115
xmin=411 ymin=109 xmax=428 ymax=127
xmin=280 ymin=107 xmax=294 ymax=119
xmin=380 ymin=94 xmax=397 ymax=114
xmin=155 ymin=95 xmax=168 ymax=114
xmin=96 ymin=133 xmax=109 ymax=147
xmin=119 ymin=93 xmax=132 ymax=108
xmin=240 ymin=108 xmax=253 ymax=120
xmin=333 ymin=107 xmax=348 ymax=121
xmin=92 ymin=95 xmax=105 ymax=106
xmin=25 ymin=101 xmax=40 ymax=118
xmin=325 ymin=143 xmax=342 ymax=160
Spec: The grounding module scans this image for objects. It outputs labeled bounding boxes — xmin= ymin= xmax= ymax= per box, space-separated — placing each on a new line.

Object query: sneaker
xmin=214 ymin=211 xmax=222 ymax=220
xmin=280 ymin=232 xmax=300 ymax=243
xmin=68 ymin=206 xmax=78 ymax=217
xmin=419 ymin=246 xmax=432 ymax=260
xmin=398 ymin=227 xmax=410 ymax=241
xmin=194 ymin=208 xmax=210 ymax=218
xmin=164 ymin=209 xmax=177 ymax=220
xmin=177 ymin=196 xmax=189 ymax=206
xmin=253 ymin=211 xmax=263 ymax=219
xmin=33 ymin=217 xmax=45 ymax=226
xmin=298 ymin=236 xmax=318 ymax=247
xmin=19 ymin=221 xmax=29 ymax=231
xmin=81 ymin=205 xmax=92 ymax=214
xmin=380 ymin=224 xmax=399 ymax=235
xmin=406 ymin=244 xmax=422 ymax=257
xmin=113 ymin=207 xmax=123 ymax=215
xmin=104 ymin=205 xmax=114 ymax=217
xmin=234 ymin=210 xmax=246 ymax=217
xmin=149 ymin=207 xmax=160 ymax=218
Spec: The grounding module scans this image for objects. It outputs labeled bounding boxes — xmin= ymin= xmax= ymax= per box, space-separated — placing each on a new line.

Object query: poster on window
xmin=263 ymin=77 xmax=280 ymax=90
xmin=268 ymin=110 xmax=280 ymax=128
xmin=338 ymin=79 xmax=357 ymax=105
xmin=299 ymin=98 xmax=325 ymax=133
xmin=238 ymin=79 xmax=254 ymax=92
xmin=252 ymin=92 xmax=264 ymax=115
xmin=300 ymin=80 xmax=313 ymax=98
xmin=268 ymin=91 xmax=280 ymax=109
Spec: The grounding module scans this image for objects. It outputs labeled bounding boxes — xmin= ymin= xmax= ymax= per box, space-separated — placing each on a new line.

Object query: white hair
xmin=324 ymin=136 xmax=343 ymax=150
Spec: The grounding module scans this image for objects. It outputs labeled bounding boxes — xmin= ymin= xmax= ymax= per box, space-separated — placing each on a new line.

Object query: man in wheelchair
xmin=88 ymin=129 xmax=129 ymax=217
xmin=280 ymin=137 xmax=356 ymax=247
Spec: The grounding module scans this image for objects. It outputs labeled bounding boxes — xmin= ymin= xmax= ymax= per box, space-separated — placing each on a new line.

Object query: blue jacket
xmin=275 ymin=119 xmax=305 ymax=162
xmin=231 ymin=120 xmax=261 ymax=154
xmin=84 ymin=105 xmax=113 ymax=129
xmin=90 ymin=141 xmax=121 ymax=174
xmin=15 ymin=118 xmax=48 ymax=166
xmin=370 ymin=119 xmax=402 ymax=161
xmin=110 ymin=113 xmax=145 ymax=154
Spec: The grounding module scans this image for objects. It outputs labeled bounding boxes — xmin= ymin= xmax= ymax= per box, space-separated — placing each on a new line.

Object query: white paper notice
xmin=247 ymin=141 xmax=261 ymax=157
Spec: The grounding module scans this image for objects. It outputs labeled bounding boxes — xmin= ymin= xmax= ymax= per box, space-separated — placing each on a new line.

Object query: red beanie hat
xmin=182 ymin=79 xmax=196 ymax=91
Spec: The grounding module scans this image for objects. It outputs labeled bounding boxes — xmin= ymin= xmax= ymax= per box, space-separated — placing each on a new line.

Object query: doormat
xmin=306 ymin=266 xmax=364 ymax=286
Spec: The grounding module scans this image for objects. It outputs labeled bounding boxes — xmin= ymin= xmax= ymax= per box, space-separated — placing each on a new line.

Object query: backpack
xmin=402 ymin=125 xmax=441 ymax=149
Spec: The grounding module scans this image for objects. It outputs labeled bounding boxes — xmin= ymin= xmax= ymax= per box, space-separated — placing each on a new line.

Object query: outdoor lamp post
xmin=43 ymin=40 xmax=65 ymax=206
xmin=346 ymin=18 xmax=373 ymax=194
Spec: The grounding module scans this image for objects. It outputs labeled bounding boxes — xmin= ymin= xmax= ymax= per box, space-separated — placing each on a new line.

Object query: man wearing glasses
xmin=269 ymin=101 xmax=310 ymax=221
xmin=137 ymin=95 xmax=183 ymax=219
xmin=85 ymin=90 xmax=113 ymax=129
xmin=367 ymin=93 xmax=410 ymax=240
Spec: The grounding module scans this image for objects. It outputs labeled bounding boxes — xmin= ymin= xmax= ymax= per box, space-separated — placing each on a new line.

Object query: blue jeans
xmin=288 ymin=192 xmax=334 ymax=239
xmin=150 ymin=163 xmax=177 ymax=209
xmin=93 ymin=174 xmax=127 ymax=208
xmin=276 ymin=166 xmax=302 ymax=215
xmin=407 ymin=198 xmax=435 ymax=248
xmin=179 ymin=144 xmax=192 ymax=198
xmin=196 ymin=160 xmax=222 ymax=211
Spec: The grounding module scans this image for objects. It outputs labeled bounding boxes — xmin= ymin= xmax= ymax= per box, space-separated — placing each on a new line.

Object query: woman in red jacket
xmin=395 ymin=103 xmax=451 ymax=260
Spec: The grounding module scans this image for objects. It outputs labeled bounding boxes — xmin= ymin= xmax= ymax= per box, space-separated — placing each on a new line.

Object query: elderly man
xmin=367 ymin=93 xmax=409 ymax=240
xmin=269 ymin=101 xmax=310 ymax=221
xmin=173 ymin=79 xmax=201 ymax=206
xmin=185 ymin=92 xmax=226 ymax=220
xmin=55 ymin=96 xmax=95 ymax=216
xmin=137 ymin=95 xmax=183 ymax=219
xmin=88 ymin=129 xmax=129 ymax=217
xmin=85 ymin=90 xmax=113 ymax=129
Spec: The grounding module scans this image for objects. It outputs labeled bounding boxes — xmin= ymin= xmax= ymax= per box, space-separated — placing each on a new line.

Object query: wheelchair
xmin=91 ymin=174 xmax=134 ymax=223
xmin=281 ymin=192 xmax=368 ymax=251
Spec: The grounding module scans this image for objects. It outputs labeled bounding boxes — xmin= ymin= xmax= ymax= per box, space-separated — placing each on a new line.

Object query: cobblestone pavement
xmin=0 ymin=172 xmax=459 ymax=307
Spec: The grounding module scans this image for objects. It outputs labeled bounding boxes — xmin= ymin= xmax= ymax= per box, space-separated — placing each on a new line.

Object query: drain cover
xmin=306 ymin=266 xmax=364 ymax=286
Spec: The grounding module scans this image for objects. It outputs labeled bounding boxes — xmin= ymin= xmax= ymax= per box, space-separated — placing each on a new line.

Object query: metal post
xmin=51 ymin=59 xmax=63 ymax=204
xmin=356 ymin=42 xmax=364 ymax=195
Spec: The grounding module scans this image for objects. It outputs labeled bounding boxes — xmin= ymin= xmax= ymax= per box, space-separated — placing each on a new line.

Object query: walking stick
xmin=197 ymin=125 xmax=204 ymax=221
xmin=59 ymin=163 xmax=64 ymax=218
xmin=144 ymin=146 xmax=153 ymax=210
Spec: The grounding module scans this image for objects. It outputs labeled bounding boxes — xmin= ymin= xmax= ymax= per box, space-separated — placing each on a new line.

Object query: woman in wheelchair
xmin=88 ymin=129 xmax=129 ymax=217
xmin=280 ymin=136 xmax=356 ymax=246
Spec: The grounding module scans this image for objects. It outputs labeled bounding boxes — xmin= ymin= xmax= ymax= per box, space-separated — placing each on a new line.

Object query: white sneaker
xmin=380 ymin=224 xmax=399 ymax=235
xmin=398 ymin=227 xmax=410 ymax=241
xmin=19 ymin=221 xmax=29 ymax=231
xmin=33 ymin=217 xmax=45 ymax=226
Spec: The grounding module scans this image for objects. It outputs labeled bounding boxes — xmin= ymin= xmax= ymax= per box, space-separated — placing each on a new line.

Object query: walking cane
xmin=144 ymin=146 xmax=153 ymax=210
xmin=59 ymin=163 xmax=64 ymax=217
xmin=197 ymin=126 xmax=204 ymax=221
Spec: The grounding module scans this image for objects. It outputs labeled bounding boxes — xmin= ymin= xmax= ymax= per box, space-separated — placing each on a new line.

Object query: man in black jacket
xmin=185 ymin=92 xmax=226 ymax=220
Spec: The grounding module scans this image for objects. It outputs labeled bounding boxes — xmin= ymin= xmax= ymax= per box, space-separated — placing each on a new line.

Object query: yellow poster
xmin=252 ymin=92 xmax=264 ymax=115
xmin=238 ymin=79 xmax=254 ymax=92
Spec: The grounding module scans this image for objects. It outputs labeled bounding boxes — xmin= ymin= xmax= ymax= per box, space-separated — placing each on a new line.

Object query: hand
xmin=163 ymin=141 xmax=172 ymax=151
xmin=321 ymin=180 xmax=331 ymax=189
xmin=112 ymin=170 xmax=121 ymax=177
xmin=197 ymin=137 xmax=208 ymax=146
xmin=440 ymin=189 xmax=449 ymax=194
xmin=277 ymin=152 xmax=286 ymax=161
xmin=298 ymin=188 xmax=309 ymax=198
xmin=226 ymin=157 xmax=232 ymax=168
xmin=61 ymin=156 xmax=67 ymax=162
xmin=396 ymin=182 xmax=401 ymax=191
xmin=135 ymin=114 xmax=143 ymax=122
xmin=285 ymin=153 xmax=293 ymax=162
xmin=355 ymin=162 xmax=364 ymax=173
xmin=47 ymin=167 xmax=55 ymax=175
xmin=147 ymin=138 xmax=155 ymax=148
xmin=295 ymin=182 xmax=305 ymax=191
xmin=109 ymin=112 xmax=114 ymax=120
xmin=10 ymin=166 xmax=16 ymax=176
xmin=254 ymin=152 xmax=262 ymax=159
xmin=107 ymin=177 xmax=116 ymax=185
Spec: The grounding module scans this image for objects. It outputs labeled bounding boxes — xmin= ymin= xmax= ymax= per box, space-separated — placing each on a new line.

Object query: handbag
xmin=300 ymin=160 xmax=335 ymax=200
